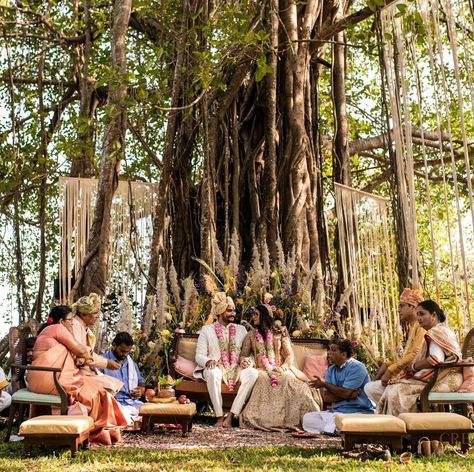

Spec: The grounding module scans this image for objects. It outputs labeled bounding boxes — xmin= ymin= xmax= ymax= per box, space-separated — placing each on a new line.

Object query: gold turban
xmin=399 ymin=288 xmax=423 ymax=307
xmin=72 ymin=292 xmax=101 ymax=315
xmin=210 ymin=292 xmax=235 ymax=319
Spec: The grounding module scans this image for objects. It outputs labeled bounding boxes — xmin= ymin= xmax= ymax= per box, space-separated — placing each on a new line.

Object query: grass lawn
xmin=1 ymin=438 xmax=474 ymax=471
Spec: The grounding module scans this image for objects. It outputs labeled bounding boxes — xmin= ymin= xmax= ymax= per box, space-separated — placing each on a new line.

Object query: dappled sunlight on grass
xmin=1 ymin=441 xmax=474 ymax=471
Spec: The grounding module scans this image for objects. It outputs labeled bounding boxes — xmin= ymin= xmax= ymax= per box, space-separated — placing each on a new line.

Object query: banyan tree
xmin=1 ymin=0 xmax=474 ymax=359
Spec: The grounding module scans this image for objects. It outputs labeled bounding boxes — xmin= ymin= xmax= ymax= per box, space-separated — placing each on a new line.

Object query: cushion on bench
xmin=140 ymin=402 xmax=197 ymax=416
xmin=293 ymin=344 xmax=327 ymax=371
xmin=335 ymin=414 xmax=406 ymax=433
xmin=19 ymin=415 xmax=94 ymax=435
xmin=399 ymin=412 xmax=473 ymax=431
xmin=176 ymin=338 xmax=198 ymax=362
xmin=174 ymin=355 xmax=197 ymax=379
xmin=12 ymin=388 xmax=62 ymax=405
xmin=428 ymin=392 xmax=474 ymax=401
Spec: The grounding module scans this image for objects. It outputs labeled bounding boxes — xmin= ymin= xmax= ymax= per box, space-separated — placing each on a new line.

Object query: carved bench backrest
xmin=173 ymin=333 xmax=329 ymax=371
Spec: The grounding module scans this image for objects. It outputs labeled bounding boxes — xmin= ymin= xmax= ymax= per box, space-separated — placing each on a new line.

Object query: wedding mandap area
xmin=1 ymin=0 xmax=474 ymax=470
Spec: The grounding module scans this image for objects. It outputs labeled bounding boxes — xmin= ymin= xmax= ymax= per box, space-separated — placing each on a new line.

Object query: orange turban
xmin=399 ymin=288 xmax=423 ymax=307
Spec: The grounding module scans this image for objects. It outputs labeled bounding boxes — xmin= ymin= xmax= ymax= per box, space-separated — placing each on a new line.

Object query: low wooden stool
xmin=399 ymin=412 xmax=473 ymax=453
xmin=335 ymin=413 xmax=406 ymax=452
xmin=139 ymin=401 xmax=197 ymax=436
xmin=19 ymin=415 xmax=94 ymax=457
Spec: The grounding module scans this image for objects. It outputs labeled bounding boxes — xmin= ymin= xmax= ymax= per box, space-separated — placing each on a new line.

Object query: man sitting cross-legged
xmin=302 ymin=338 xmax=375 ymax=435
xmin=101 ymin=332 xmax=145 ymax=426
xmin=194 ymin=292 xmax=258 ymax=428
xmin=364 ymin=287 xmax=425 ymax=405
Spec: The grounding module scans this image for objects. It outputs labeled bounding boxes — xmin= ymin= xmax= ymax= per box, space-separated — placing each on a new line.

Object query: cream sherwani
xmin=194 ymin=323 xmax=258 ymax=417
xmin=71 ymin=317 xmax=123 ymax=393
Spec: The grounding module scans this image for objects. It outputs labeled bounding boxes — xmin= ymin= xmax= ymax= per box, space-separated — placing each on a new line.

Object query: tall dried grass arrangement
xmin=182 ymin=276 xmax=200 ymax=327
xmin=116 ymin=293 xmax=133 ymax=334
xmin=228 ymin=229 xmax=240 ymax=276
xmin=213 ymin=237 xmax=226 ymax=278
xmin=142 ymin=295 xmax=156 ymax=338
xmin=168 ymin=261 xmax=182 ymax=310
xmin=203 ymin=273 xmax=219 ymax=295
xmin=155 ymin=266 xmax=169 ymax=327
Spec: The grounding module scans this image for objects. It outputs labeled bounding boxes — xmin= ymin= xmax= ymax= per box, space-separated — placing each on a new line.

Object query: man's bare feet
xmin=215 ymin=416 xmax=225 ymax=428
xmin=222 ymin=413 xmax=234 ymax=428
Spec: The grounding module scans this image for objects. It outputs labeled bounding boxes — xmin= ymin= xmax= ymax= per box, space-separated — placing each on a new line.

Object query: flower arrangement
xmin=99 ymin=234 xmax=391 ymax=382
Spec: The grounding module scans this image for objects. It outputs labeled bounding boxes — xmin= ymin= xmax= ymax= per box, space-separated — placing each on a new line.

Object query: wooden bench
xmin=170 ymin=333 xmax=329 ymax=407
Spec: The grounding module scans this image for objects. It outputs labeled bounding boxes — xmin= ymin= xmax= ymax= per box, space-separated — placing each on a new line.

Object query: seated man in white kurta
xmin=194 ymin=292 xmax=258 ymax=428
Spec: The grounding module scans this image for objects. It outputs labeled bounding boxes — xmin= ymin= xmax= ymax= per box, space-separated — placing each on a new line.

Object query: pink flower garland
xmin=214 ymin=322 xmax=238 ymax=391
xmin=255 ymin=329 xmax=279 ymax=387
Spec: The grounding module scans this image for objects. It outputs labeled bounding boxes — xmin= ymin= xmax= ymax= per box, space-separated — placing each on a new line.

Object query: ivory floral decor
xmin=99 ymin=235 xmax=384 ymax=384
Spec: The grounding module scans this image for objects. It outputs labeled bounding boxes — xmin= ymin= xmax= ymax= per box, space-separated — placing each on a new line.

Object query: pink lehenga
xmin=27 ymin=324 xmax=127 ymax=445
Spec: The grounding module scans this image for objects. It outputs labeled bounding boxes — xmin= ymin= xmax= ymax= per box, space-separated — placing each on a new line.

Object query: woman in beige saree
xmin=377 ymin=300 xmax=462 ymax=416
xmin=239 ymin=305 xmax=322 ymax=431
xmin=27 ymin=306 xmax=127 ymax=445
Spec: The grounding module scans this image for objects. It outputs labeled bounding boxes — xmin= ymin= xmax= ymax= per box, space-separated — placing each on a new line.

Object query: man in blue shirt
xmin=302 ymin=338 xmax=375 ymax=434
xmin=101 ymin=332 xmax=145 ymax=426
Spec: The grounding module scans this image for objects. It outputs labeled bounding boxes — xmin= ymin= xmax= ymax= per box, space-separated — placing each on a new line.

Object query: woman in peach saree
xmin=27 ymin=306 xmax=127 ymax=445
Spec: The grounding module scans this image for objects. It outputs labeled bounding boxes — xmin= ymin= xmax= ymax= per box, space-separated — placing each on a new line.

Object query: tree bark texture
xmin=72 ymin=0 xmax=132 ymax=298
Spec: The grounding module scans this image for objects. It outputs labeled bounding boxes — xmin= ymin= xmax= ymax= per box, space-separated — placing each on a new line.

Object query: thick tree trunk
xmin=261 ymin=0 xmax=279 ymax=263
xmin=280 ymin=0 xmax=320 ymax=269
xmin=147 ymin=8 xmax=189 ymax=293
xmin=331 ymin=16 xmax=354 ymax=305
xmin=72 ymin=0 xmax=132 ymax=299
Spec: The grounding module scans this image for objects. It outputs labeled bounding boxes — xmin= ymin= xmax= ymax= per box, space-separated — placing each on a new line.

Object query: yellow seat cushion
xmin=399 ymin=412 xmax=473 ymax=431
xmin=335 ymin=414 xmax=406 ymax=434
xmin=19 ymin=415 xmax=94 ymax=436
xmin=139 ymin=401 xmax=197 ymax=416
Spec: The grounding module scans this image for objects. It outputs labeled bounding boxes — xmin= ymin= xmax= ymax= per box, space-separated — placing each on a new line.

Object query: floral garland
xmin=214 ymin=322 xmax=238 ymax=391
xmin=255 ymin=329 xmax=279 ymax=387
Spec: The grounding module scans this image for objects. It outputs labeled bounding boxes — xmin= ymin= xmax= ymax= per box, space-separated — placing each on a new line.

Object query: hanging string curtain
xmin=380 ymin=0 xmax=474 ymax=334
xmin=334 ymin=183 xmax=400 ymax=362
xmin=58 ymin=177 xmax=159 ymax=305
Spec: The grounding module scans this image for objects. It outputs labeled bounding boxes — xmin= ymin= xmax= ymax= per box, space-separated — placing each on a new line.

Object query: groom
xmin=194 ymin=292 xmax=258 ymax=428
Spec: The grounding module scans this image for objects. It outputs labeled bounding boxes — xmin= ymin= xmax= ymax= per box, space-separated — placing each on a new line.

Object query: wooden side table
xmin=139 ymin=401 xmax=197 ymax=437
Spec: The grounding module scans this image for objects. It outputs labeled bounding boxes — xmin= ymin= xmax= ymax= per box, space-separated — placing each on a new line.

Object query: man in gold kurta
xmin=364 ymin=288 xmax=425 ymax=404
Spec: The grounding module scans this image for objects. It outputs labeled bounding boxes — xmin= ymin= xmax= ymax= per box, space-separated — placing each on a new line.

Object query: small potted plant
xmin=156 ymin=374 xmax=183 ymax=399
